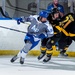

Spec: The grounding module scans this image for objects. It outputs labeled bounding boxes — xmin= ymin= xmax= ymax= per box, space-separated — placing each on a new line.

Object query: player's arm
xmin=17 ymin=15 xmax=34 ymax=24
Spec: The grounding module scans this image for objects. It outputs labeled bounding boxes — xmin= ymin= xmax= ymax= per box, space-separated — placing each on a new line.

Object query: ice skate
xmin=43 ymin=54 xmax=52 ymax=63
xmin=20 ymin=57 xmax=25 ymax=64
xmin=10 ymin=55 xmax=18 ymax=63
xmin=58 ymin=52 xmax=68 ymax=57
xmin=58 ymin=49 xmax=68 ymax=57
xmin=37 ymin=53 xmax=46 ymax=60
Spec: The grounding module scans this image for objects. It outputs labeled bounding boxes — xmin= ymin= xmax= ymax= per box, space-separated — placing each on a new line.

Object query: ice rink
xmin=0 ymin=56 xmax=75 ymax=75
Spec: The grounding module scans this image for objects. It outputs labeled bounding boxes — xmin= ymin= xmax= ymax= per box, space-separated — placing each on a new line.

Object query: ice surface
xmin=0 ymin=56 xmax=75 ymax=75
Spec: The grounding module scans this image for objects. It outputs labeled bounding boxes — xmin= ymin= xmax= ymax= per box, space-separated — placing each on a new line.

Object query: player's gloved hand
xmin=17 ymin=16 xmax=25 ymax=25
xmin=17 ymin=18 xmax=22 ymax=24
xmin=38 ymin=34 xmax=47 ymax=39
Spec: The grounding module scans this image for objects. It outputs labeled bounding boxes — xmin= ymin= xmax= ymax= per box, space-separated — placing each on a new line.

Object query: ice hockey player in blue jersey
xmin=10 ymin=10 xmax=54 ymax=64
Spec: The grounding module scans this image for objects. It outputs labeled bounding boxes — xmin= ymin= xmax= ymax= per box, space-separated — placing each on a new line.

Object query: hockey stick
xmin=0 ymin=25 xmax=27 ymax=34
xmin=0 ymin=7 xmax=30 ymax=34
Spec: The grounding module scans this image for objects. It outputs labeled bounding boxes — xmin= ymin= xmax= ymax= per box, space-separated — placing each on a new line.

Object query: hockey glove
xmin=17 ymin=16 xmax=26 ymax=24
xmin=38 ymin=34 xmax=47 ymax=39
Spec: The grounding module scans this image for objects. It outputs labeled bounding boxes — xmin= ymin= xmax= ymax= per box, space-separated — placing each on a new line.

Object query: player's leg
xmin=19 ymin=34 xmax=40 ymax=64
xmin=38 ymin=38 xmax=49 ymax=60
xmin=10 ymin=34 xmax=33 ymax=64
xmin=58 ymin=40 xmax=67 ymax=57
xmin=58 ymin=37 xmax=72 ymax=57
xmin=19 ymin=41 xmax=32 ymax=64
xmin=43 ymin=34 xmax=60 ymax=62
xmin=10 ymin=41 xmax=32 ymax=63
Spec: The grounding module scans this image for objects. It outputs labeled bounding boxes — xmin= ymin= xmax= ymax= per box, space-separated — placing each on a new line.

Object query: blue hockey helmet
xmin=39 ymin=10 xmax=49 ymax=18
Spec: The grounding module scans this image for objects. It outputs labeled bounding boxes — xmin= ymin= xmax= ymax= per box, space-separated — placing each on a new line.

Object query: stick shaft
xmin=0 ymin=25 xmax=27 ymax=34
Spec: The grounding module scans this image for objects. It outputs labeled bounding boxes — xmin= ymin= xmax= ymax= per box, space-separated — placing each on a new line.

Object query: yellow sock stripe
xmin=40 ymin=47 xmax=46 ymax=51
xmin=46 ymin=50 xmax=53 ymax=54
xmin=64 ymin=47 xmax=68 ymax=50
xmin=52 ymin=46 xmax=56 ymax=51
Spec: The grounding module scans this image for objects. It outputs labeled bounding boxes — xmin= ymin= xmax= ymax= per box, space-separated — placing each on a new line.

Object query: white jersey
xmin=27 ymin=15 xmax=54 ymax=38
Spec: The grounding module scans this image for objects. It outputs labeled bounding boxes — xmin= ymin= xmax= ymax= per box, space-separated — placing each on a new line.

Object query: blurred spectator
xmin=28 ymin=2 xmax=37 ymax=11
xmin=47 ymin=0 xmax=64 ymax=17
xmin=68 ymin=0 xmax=75 ymax=14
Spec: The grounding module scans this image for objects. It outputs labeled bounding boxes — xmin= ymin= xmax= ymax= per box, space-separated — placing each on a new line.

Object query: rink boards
xmin=0 ymin=18 xmax=75 ymax=56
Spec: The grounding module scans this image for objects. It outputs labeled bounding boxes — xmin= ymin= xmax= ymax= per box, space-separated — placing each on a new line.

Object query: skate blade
xmin=37 ymin=55 xmax=46 ymax=61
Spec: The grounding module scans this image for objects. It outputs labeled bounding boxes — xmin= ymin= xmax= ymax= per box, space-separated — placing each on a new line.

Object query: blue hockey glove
xmin=17 ymin=16 xmax=26 ymax=24
xmin=17 ymin=18 xmax=23 ymax=24
xmin=38 ymin=34 xmax=47 ymax=39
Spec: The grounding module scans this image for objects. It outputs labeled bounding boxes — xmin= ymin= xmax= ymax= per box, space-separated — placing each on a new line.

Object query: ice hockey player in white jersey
xmin=10 ymin=10 xmax=54 ymax=64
